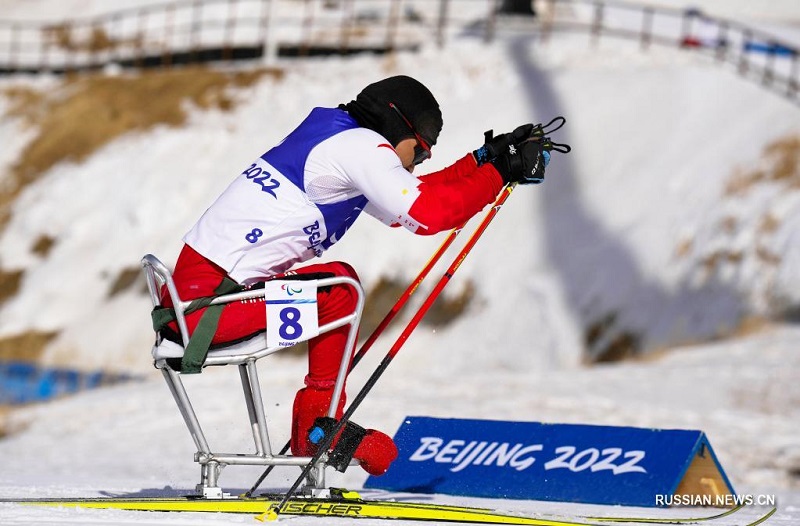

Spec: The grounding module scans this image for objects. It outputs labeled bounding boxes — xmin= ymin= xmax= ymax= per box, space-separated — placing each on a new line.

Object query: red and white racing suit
xmin=166 ymin=107 xmax=504 ymax=474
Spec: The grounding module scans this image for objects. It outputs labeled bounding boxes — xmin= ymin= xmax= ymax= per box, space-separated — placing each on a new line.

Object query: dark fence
xmin=0 ymin=0 xmax=453 ymax=73
xmin=0 ymin=0 xmax=272 ymax=73
xmin=526 ymin=0 xmax=799 ymax=105
xmin=0 ymin=0 xmax=796 ymax=99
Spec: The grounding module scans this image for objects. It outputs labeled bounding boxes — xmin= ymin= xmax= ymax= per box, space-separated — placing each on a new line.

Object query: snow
xmin=1 ymin=0 xmax=799 ymax=524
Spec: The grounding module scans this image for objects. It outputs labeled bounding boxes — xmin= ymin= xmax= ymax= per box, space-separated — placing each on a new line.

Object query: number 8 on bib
xmin=265 ymin=280 xmax=319 ymax=347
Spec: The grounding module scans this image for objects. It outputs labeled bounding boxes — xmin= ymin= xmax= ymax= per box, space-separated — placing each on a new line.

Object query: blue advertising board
xmin=0 ymin=361 xmax=136 ymax=405
xmin=364 ymin=417 xmax=734 ymax=507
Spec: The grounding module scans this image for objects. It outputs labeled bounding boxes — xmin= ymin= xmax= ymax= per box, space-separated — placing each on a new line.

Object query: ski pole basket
xmin=140 ymin=254 xmax=364 ymax=498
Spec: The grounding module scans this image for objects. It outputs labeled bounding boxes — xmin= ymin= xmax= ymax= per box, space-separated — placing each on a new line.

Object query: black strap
xmin=308 ymin=416 xmax=367 ymax=473
xmin=327 ymin=421 xmax=367 ymax=473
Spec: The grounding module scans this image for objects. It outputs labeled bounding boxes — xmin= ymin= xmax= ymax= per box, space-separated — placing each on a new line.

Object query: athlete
xmin=163 ymin=75 xmax=551 ymax=477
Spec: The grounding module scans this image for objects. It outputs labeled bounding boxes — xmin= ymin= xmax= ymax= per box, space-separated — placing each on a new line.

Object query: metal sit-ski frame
xmin=140 ymin=254 xmax=364 ymax=498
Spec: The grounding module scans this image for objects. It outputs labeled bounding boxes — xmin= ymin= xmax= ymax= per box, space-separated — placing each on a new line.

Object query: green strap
xmin=151 ymin=277 xmax=242 ymax=374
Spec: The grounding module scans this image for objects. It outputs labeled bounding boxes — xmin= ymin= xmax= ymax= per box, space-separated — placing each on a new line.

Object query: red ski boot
xmin=291 ymin=386 xmax=398 ymax=475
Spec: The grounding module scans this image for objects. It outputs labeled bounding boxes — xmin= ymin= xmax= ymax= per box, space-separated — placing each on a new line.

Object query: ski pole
xmin=348 ymin=118 xmax=564 ymax=367
xmin=264 ymin=183 xmax=518 ymax=521
xmin=243 ymin=222 xmax=466 ymax=498
xmin=350 ymin=221 xmax=466 ymax=368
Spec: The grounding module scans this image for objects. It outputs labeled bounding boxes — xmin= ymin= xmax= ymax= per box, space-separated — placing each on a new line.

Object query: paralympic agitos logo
xmin=408 ymin=437 xmax=542 ymax=473
xmin=281 ymin=283 xmax=303 ymax=296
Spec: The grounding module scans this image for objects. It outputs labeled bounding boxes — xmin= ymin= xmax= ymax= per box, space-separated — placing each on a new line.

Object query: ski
xmin=750 ymin=507 xmax=777 ymax=526
xmin=3 ymin=492 xmax=767 ymax=525
xmin=6 ymin=494 xmax=602 ymax=525
xmin=589 ymin=503 xmax=747 ymax=523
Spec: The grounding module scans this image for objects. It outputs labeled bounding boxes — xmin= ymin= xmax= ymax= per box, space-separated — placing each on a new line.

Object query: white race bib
xmin=265 ymin=280 xmax=319 ymax=347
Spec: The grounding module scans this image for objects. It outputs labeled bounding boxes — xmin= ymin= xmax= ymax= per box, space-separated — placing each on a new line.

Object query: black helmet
xmin=340 ymin=75 xmax=443 ymax=149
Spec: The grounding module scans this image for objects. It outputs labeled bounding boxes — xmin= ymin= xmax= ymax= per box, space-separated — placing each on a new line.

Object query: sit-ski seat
xmin=141 ymin=254 xmax=364 ymax=498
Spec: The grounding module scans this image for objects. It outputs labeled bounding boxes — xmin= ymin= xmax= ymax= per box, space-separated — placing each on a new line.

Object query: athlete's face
xmin=395 ymin=138 xmax=420 ymax=173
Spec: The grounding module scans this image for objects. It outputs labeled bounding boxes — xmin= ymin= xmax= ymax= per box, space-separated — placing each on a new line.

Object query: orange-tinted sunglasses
xmin=389 ymin=102 xmax=432 ymax=165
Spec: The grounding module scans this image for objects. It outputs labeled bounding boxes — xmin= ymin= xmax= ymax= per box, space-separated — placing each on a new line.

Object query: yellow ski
xmin=5 ymin=494 xmax=769 ymax=525
xmin=10 ymin=495 xmax=601 ymax=525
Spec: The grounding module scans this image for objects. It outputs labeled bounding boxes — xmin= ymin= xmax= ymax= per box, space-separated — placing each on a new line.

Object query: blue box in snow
xmin=364 ymin=417 xmax=735 ymax=507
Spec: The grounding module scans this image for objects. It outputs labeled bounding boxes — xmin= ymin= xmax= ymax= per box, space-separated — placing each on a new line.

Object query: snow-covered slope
xmin=0 ymin=0 xmax=799 ymax=524
xmin=0 ymin=35 xmax=797 ymax=366
xmin=3 ymin=36 xmax=799 ymax=369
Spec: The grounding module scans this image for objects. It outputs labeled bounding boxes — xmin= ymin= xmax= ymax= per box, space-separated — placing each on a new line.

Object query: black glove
xmin=490 ymin=138 xmax=550 ymax=185
xmin=473 ymin=123 xmax=535 ymax=166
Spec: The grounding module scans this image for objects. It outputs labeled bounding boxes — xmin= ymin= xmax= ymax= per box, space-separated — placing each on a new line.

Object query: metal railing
xmin=526 ymin=0 xmax=799 ymax=104
xmin=0 ymin=0 xmax=468 ymax=72
xmin=0 ymin=0 xmax=272 ymax=73
xmin=0 ymin=0 xmax=797 ymax=105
